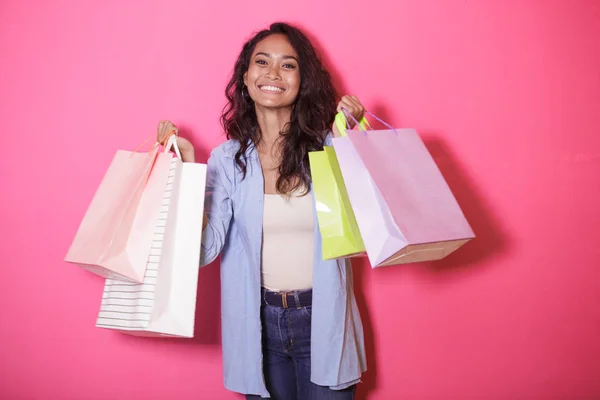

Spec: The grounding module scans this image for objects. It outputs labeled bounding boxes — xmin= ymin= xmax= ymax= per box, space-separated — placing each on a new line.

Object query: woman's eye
xmin=256 ymin=59 xmax=267 ymax=65
xmin=283 ymin=64 xmax=297 ymax=69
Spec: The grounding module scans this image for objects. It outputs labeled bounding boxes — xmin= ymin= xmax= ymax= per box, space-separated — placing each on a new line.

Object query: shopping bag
xmin=64 ymin=134 xmax=175 ymax=283
xmin=96 ymin=136 xmax=206 ymax=337
xmin=332 ymin=111 xmax=475 ymax=267
xmin=309 ymin=146 xmax=365 ymax=260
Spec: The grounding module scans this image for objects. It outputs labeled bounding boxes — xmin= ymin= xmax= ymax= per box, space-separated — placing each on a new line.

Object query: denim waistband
xmin=261 ymin=287 xmax=312 ymax=308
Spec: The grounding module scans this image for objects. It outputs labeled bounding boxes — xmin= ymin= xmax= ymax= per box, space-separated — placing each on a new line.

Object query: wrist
xmin=180 ymin=147 xmax=195 ymax=163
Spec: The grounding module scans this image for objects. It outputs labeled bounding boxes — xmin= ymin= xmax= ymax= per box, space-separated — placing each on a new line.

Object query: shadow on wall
xmin=355 ymin=101 xmax=510 ymax=275
xmin=421 ymin=133 xmax=509 ymax=273
xmin=301 ymin=26 xmax=350 ymax=100
xmin=349 ymin=103 xmax=510 ymax=398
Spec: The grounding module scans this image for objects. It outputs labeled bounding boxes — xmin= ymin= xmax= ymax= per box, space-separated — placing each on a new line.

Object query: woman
xmin=160 ymin=22 xmax=367 ymax=399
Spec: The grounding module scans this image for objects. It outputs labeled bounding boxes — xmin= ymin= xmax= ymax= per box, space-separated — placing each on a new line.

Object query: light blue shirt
xmin=199 ymin=135 xmax=367 ymax=397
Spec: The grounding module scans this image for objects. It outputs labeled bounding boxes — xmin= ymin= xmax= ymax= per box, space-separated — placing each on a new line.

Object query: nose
xmin=265 ymin=65 xmax=281 ymax=80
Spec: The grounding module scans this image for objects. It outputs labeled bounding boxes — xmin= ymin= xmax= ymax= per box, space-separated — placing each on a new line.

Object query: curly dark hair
xmin=220 ymin=22 xmax=338 ymax=195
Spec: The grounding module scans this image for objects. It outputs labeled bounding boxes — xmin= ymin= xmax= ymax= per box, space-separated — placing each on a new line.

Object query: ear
xmin=243 ymin=72 xmax=248 ymax=87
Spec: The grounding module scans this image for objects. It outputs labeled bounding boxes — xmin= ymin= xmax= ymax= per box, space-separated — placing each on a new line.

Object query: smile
xmin=258 ymin=85 xmax=285 ymax=93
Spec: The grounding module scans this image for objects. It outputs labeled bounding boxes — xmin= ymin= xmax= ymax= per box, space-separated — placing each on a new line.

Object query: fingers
xmin=336 ymin=95 xmax=366 ymax=126
xmin=337 ymin=95 xmax=364 ymax=114
xmin=157 ymin=120 xmax=178 ymax=144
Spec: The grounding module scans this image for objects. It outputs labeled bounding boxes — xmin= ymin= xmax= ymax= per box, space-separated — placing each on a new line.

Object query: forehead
xmin=253 ymin=34 xmax=298 ymax=58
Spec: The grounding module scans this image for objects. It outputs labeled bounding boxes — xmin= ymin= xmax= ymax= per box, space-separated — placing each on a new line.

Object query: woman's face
xmin=243 ymin=34 xmax=301 ymax=110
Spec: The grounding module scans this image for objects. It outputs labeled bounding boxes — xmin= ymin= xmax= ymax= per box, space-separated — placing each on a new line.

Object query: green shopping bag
xmin=309 ymin=146 xmax=366 ymax=260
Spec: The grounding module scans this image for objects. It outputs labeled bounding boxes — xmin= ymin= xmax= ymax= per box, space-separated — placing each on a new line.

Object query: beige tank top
xmin=261 ymin=192 xmax=315 ymax=291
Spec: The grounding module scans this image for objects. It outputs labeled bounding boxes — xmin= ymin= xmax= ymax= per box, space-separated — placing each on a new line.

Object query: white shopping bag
xmin=96 ymin=136 xmax=206 ymax=337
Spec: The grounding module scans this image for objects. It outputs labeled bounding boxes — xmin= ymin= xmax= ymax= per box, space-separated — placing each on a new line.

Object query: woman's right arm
xmin=179 ymin=144 xmax=232 ymax=266
xmin=199 ymin=146 xmax=233 ymax=267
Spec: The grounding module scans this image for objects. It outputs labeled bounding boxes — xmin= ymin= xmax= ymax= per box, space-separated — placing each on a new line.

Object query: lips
xmin=258 ymin=84 xmax=285 ymax=93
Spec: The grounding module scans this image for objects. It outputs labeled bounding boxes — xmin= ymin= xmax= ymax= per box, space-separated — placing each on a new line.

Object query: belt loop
xmin=281 ymin=292 xmax=288 ymax=309
xmin=293 ymin=292 xmax=301 ymax=309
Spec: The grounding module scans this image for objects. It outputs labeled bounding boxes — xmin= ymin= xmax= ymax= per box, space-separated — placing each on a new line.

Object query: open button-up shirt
xmin=200 ymin=136 xmax=367 ymax=397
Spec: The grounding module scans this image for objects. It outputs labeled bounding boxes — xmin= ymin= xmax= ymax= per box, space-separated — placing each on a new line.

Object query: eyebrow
xmin=255 ymin=52 xmax=298 ymax=62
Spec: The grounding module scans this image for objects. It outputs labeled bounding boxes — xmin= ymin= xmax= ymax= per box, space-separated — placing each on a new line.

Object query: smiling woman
xmin=158 ymin=22 xmax=367 ymax=400
xmin=220 ymin=24 xmax=359 ymax=196
xmin=244 ymin=35 xmax=301 ymax=107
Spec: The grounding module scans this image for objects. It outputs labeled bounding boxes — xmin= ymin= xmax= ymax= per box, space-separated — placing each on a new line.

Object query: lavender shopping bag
xmin=332 ymin=111 xmax=475 ymax=267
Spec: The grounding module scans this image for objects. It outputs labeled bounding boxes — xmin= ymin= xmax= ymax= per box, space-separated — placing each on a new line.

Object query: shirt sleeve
xmin=199 ymin=146 xmax=234 ymax=267
xmin=324 ymin=130 xmax=334 ymax=146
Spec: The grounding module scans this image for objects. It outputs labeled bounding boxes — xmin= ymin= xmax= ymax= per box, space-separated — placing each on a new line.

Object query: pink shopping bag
xmin=332 ymin=111 xmax=475 ymax=267
xmin=65 ymin=138 xmax=174 ymax=282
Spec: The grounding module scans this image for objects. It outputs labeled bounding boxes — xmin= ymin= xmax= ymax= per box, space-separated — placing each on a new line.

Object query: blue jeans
xmin=246 ymin=303 xmax=356 ymax=400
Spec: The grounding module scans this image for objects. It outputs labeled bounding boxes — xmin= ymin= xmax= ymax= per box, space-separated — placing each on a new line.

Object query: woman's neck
xmin=255 ymin=105 xmax=292 ymax=155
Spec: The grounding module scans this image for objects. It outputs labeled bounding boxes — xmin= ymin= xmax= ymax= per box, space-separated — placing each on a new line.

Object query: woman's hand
xmin=331 ymin=95 xmax=366 ymax=137
xmin=157 ymin=120 xmax=195 ymax=162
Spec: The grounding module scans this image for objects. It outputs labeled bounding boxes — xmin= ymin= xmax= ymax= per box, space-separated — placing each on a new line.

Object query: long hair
xmin=220 ymin=22 xmax=338 ymax=195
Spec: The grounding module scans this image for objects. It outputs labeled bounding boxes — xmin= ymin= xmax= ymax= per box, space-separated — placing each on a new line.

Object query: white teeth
xmin=260 ymin=85 xmax=284 ymax=92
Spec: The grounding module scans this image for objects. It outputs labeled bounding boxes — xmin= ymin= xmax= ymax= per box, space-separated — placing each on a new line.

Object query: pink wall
xmin=1 ymin=0 xmax=599 ymax=398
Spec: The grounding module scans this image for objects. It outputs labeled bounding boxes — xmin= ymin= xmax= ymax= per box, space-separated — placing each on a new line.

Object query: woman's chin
xmin=254 ymin=99 xmax=295 ymax=110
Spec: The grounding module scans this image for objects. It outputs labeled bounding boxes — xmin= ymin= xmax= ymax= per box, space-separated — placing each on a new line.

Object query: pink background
xmin=1 ymin=0 xmax=599 ymax=399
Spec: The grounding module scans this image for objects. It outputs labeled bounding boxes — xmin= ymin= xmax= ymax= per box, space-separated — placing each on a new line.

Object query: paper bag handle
xmin=335 ymin=108 xmax=396 ymax=136
xmin=335 ymin=110 xmax=371 ymax=137
xmin=132 ymin=123 xmax=178 ymax=155
xmin=163 ymin=133 xmax=183 ymax=159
